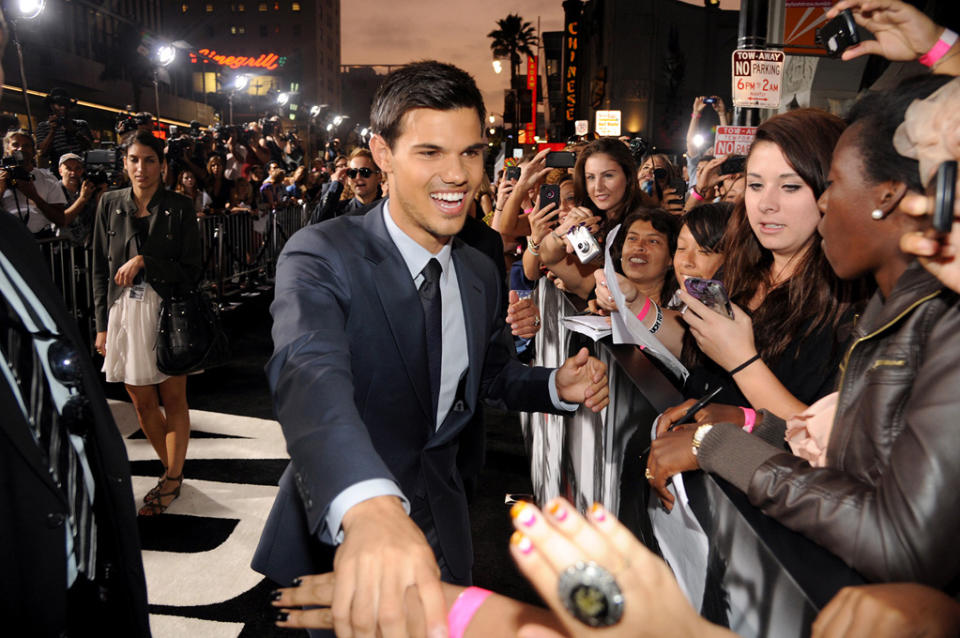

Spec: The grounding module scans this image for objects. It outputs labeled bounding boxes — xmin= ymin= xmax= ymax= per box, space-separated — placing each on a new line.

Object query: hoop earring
xmin=871 ymin=209 xmax=884 ymax=220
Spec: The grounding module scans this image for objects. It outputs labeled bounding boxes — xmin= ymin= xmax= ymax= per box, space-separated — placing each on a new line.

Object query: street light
xmin=276 ymin=92 xmax=289 ymax=106
xmin=8 ymin=0 xmax=45 ymax=133
xmin=492 ymin=60 xmax=503 ymax=74
xmin=309 ymin=105 xmax=322 ymax=117
xmin=233 ymin=75 xmax=249 ymax=91
xmin=156 ymin=44 xmax=177 ymax=67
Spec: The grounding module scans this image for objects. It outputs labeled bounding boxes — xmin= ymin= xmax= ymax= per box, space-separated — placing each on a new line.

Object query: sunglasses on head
xmin=347 ymin=167 xmax=376 ymax=179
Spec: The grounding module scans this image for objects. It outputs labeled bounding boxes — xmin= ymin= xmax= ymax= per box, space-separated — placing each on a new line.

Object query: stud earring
xmin=871 ymin=209 xmax=884 ymax=220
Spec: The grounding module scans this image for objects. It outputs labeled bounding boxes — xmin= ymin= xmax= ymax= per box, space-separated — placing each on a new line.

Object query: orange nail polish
xmin=511 ymin=531 xmax=534 ymax=554
xmin=547 ymin=500 xmax=568 ymax=522
xmin=510 ymin=501 xmax=525 ymax=519
xmin=590 ymin=502 xmax=606 ymax=522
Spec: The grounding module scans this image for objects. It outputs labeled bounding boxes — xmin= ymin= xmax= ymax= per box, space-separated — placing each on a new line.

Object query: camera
xmin=816 ymin=9 xmax=860 ymax=58
xmin=116 ymin=112 xmax=153 ymax=136
xmin=166 ymin=137 xmax=192 ymax=162
xmin=1 ymin=151 xmax=34 ymax=184
xmin=568 ymin=224 xmax=602 ymax=264
xmin=84 ymin=148 xmax=123 ymax=190
xmin=719 ymin=155 xmax=747 ymax=175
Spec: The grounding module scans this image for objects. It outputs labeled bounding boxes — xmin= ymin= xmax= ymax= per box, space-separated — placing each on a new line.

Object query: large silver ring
xmin=557 ymin=561 xmax=624 ymax=627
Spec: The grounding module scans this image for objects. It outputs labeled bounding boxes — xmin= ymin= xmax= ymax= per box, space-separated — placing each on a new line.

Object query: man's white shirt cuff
xmin=549 ymin=369 xmax=579 ymax=412
xmin=325 ymin=479 xmax=409 ymax=544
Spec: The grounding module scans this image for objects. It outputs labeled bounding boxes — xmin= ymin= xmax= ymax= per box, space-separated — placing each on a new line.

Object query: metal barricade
xmin=36 ymin=237 xmax=96 ymax=349
xmin=527 ymin=281 xmax=863 ymax=637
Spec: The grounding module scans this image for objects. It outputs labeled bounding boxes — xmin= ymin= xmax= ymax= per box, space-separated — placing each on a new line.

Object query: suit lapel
xmin=363 ymin=206 xmax=433 ymax=424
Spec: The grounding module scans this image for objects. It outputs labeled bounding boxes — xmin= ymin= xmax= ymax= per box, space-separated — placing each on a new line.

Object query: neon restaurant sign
xmin=188 ymin=49 xmax=287 ymax=71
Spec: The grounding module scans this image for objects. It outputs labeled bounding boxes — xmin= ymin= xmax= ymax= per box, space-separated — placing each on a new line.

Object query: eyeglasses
xmin=347 ymin=167 xmax=377 ymax=179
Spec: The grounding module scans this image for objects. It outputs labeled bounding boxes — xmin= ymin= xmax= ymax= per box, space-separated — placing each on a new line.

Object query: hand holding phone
xmin=816 ymin=9 xmax=860 ymax=58
xmin=933 ymin=160 xmax=957 ymax=235
xmin=684 ymin=277 xmax=734 ymax=319
xmin=545 ymin=151 xmax=577 ymax=169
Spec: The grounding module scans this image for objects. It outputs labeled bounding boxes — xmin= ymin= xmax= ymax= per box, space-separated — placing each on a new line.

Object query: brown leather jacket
xmin=92 ymin=187 xmax=201 ymax=332
xmin=698 ymin=263 xmax=960 ymax=589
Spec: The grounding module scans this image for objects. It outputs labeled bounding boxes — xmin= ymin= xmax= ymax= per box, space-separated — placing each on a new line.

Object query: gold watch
xmin=692 ymin=423 xmax=714 ymax=457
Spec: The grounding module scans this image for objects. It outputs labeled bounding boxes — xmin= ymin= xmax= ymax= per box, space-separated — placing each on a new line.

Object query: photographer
xmin=259 ymin=115 xmax=284 ymax=164
xmin=164 ymin=128 xmax=206 ymax=189
xmin=35 ymin=87 xmax=93 ymax=168
xmin=58 ymin=152 xmax=105 ymax=246
xmin=281 ymin=131 xmax=303 ymax=172
xmin=0 ymin=129 xmax=68 ymax=236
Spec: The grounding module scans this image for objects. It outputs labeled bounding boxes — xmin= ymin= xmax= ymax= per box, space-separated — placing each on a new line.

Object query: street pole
xmin=153 ymin=69 xmax=161 ymax=126
xmin=228 ymin=93 xmax=234 ymax=125
xmin=10 ymin=21 xmax=34 ymax=134
xmin=734 ymin=0 xmax=769 ymax=127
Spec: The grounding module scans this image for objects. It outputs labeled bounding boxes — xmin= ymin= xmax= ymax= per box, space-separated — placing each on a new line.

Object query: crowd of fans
xmin=0 ymin=91 xmax=382 ymax=249
xmin=270 ymin=1 xmax=960 ymax=636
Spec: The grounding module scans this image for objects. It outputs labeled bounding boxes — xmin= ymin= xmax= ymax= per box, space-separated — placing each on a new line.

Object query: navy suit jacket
xmin=253 ymin=202 xmax=560 ymax=585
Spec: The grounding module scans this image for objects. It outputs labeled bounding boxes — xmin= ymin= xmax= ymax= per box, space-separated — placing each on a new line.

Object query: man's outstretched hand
xmin=555 ymin=347 xmax=609 ymax=412
xmin=333 ymin=495 xmax=447 ymax=638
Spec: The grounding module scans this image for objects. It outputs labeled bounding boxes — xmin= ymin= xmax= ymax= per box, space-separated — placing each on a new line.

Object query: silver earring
xmin=871 ymin=209 xmax=884 ymax=220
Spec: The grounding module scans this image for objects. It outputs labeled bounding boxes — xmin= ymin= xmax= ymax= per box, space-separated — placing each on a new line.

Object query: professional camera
xmin=84 ymin=147 xmax=123 ymax=190
xmin=116 ymin=112 xmax=154 ymax=136
xmin=166 ymin=137 xmax=192 ymax=162
xmin=628 ymin=137 xmax=650 ymax=165
xmin=1 ymin=151 xmax=34 ymax=184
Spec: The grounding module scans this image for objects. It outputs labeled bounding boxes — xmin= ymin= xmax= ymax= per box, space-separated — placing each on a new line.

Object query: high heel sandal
xmin=138 ymin=474 xmax=183 ymax=516
xmin=143 ymin=468 xmax=168 ymax=503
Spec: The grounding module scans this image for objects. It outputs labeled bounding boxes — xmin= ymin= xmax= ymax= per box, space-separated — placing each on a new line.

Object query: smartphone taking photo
xmin=684 ymin=277 xmax=734 ymax=319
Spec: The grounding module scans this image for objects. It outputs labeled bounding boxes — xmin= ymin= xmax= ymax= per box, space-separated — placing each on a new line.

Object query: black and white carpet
xmin=112 ymin=400 xmax=293 ymax=637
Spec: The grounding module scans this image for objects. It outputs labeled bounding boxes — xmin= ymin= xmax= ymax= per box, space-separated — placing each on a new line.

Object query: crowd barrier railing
xmin=524 ymin=282 xmax=863 ymax=637
xmin=38 ymin=201 xmax=310 ymax=350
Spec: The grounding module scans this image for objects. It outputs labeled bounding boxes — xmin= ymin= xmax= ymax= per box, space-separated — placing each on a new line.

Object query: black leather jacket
xmin=92 ymin=187 xmax=201 ymax=331
xmin=699 ymin=263 xmax=960 ymax=590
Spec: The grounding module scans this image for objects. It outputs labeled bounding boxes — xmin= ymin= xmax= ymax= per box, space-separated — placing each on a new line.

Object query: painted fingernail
xmin=275 ymin=611 xmax=289 ymax=623
xmin=590 ymin=502 xmax=607 ymax=522
xmin=511 ymin=531 xmax=534 ymax=554
xmin=290 ymin=577 xmax=302 ymax=587
xmin=270 ymin=589 xmax=282 ymax=601
xmin=511 ymin=502 xmax=537 ymax=527
xmin=547 ymin=500 xmax=568 ymax=522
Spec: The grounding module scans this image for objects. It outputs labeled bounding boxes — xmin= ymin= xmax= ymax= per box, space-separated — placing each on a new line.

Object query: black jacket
xmin=92 ymin=187 xmax=201 ymax=331
xmin=0 ymin=212 xmax=151 ymax=636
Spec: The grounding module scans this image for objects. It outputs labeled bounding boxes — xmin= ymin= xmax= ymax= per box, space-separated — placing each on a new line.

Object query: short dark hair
xmin=371 ymin=61 xmax=485 ymax=148
xmin=845 ymin=74 xmax=954 ymax=193
xmin=610 ymin=207 xmax=681 ymax=302
xmin=120 ymin=130 xmax=164 ymax=163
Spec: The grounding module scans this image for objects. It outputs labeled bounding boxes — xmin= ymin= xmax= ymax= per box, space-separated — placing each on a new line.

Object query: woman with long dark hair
xmin=93 ymin=130 xmax=200 ymax=516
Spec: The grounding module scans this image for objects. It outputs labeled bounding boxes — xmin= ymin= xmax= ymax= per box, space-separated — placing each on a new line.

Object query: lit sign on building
xmin=188 ymin=49 xmax=286 ymax=71
xmin=563 ymin=20 xmax=579 ymax=124
xmin=526 ymin=55 xmax=538 ymax=143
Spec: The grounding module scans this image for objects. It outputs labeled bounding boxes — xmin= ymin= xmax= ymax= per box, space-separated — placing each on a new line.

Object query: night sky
xmin=341 ymin=0 xmax=740 ymax=113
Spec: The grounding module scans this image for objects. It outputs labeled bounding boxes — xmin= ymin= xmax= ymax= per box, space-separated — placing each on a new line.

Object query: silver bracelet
xmin=649 ymin=303 xmax=663 ymax=334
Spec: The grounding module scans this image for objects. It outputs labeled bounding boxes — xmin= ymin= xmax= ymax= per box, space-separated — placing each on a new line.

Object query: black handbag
xmin=156 ymin=290 xmax=229 ymax=375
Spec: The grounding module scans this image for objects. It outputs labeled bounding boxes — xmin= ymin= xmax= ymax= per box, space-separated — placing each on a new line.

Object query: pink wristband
xmin=919 ymin=29 xmax=958 ymax=67
xmin=741 ymin=407 xmax=757 ymax=433
xmin=448 ymin=586 xmax=493 ymax=638
xmin=690 ymin=189 xmax=704 ymax=202
xmin=636 ymin=297 xmax=652 ymax=321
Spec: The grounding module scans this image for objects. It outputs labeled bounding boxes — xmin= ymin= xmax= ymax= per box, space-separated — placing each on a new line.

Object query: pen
xmin=667 ymin=385 xmax=724 ymax=432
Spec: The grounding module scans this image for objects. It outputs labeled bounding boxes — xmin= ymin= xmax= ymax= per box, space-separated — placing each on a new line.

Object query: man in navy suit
xmin=253 ymin=60 xmax=609 ymax=638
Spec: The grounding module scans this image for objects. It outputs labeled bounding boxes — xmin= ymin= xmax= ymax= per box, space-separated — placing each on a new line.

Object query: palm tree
xmin=488 ymin=14 xmax=538 ymax=85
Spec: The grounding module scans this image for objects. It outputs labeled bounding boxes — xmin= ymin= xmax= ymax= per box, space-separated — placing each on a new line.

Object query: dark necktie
xmin=418 ymin=258 xmax=442 ymax=422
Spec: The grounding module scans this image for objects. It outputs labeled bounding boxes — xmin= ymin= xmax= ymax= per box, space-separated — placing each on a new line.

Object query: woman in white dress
xmin=92 ymin=130 xmax=201 ymax=516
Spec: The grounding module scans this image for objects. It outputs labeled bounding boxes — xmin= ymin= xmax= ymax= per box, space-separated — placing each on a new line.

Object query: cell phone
xmin=684 ymin=277 xmax=734 ymax=319
xmin=816 ymin=9 xmax=860 ymax=58
xmin=719 ymin=155 xmax=747 ymax=175
xmin=703 ymin=97 xmax=717 ymax=105
xmin=545 ymin=151 xmax=577 ymax=168
xmin=933 ymin=160 xmax=957 ymax=234
xmin=538 ymin=183 xmax=560 ymax=208
xmin=505 ymin=166 xmax=520 ymax=181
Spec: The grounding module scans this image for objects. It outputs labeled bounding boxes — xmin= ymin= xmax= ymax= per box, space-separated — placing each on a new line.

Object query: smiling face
xmin=620 ymin=219 xmax=673 ymax=287
xmin=584 ymin=153 xmax=627 ymax=214
xmin=744 ymin=141 xmax=821 ymax=261
xmin=123 ymin=142 xmax=162 ymax=193
xmin=371 ymin=107 xmax=485 ymax=253
xmin=347 ymin=155 xmax=381 ymax=202
xmin=674 ymin=224 xmax=724 ymax=285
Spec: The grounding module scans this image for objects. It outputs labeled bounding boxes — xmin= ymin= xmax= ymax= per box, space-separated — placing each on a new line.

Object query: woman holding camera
xmin=92 ymin=130 xmax=201 ymax=516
